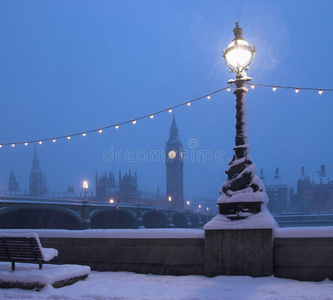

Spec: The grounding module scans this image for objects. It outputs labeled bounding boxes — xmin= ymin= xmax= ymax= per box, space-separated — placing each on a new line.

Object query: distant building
xmin=29 ymin=147 xmax=47 ymax=197
xmin=261 ymin=168 xmax=288 ymax=214
xmin=165 ymin=114 xmax=184 ymax=209
xmin=118 ymin=170 xmax=137 ymax=203
xmin=8 ymin=170 xmax=19 ymax=193
xmin=95 ymin=169 xmax=165 ymax=206
xmin=291 ymin=165 xmax=333 ymax=213
xmin=95 ymin=171 xmax=117 ymax=200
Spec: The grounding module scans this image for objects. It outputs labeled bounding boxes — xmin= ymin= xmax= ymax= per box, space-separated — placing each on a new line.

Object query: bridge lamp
xmin=168 ymin=196 xmax=172 ymax=211
xmin=83 ymin=181 xmax=88 ymax=190
xmin=186 ymin=201 xmax=190 ymax=210
xmin=83 ymin=181 xmax=88 ymax=202
xmin=109 ymin=199 xmax=114 ymax=204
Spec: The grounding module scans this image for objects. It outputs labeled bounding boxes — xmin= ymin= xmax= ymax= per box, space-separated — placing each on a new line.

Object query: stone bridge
xmin=0 ymin=195 xmax=212 ymax=230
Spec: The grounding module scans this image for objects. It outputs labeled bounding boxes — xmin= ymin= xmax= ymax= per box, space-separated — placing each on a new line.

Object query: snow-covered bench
xmin=0 ymin=233 xmax=58 ymax=271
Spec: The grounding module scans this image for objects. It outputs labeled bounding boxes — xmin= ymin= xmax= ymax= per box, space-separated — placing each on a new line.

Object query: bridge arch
xmin=190 ymin=214 xmax=201 ymax=228
xmin=90 ymin=208 xmax=137 ymax=229
xmin=142 ymin=209 xmax=168 ymax=228
xmin=172 ymin=213 xmax=188 ymax=228
xmin=200 ymin=215 xmax=208 ymax=225
xmin=0 ymin=206 xmax=82 ymax=229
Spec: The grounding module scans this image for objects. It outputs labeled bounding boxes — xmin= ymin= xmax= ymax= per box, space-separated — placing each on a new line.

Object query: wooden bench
xmin=0 ymin=233 xmax=58 ymax=271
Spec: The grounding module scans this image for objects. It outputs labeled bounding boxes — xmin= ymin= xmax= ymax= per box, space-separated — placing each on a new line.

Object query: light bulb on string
xmin=53 ymin=139 xmax=56 ymax=143
xmin=2 ymin=84 xmax=332 ymax=150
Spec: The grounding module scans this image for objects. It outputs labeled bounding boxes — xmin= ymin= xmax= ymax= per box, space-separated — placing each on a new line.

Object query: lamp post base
xmin=218 ymin=202 xmax=262 ymax=220
xmin=205 ymin=228 xmax=273 ymax=277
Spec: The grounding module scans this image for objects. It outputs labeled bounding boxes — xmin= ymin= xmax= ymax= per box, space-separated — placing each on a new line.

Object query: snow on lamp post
xmin=218 ymin=22 xmax=268 ymax=220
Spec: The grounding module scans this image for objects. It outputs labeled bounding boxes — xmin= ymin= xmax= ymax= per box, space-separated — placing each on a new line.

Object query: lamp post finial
xmin=233 ymin=22 xmax=243 ymax=39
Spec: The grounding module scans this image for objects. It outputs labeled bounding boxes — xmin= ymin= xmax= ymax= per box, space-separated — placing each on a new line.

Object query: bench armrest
xmin=42 ymin=247 xmax=58 ymax=261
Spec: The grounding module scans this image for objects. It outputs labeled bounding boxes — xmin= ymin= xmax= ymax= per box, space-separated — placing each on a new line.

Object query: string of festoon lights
xmin=0 ymin=83 xmax=332 ymax=148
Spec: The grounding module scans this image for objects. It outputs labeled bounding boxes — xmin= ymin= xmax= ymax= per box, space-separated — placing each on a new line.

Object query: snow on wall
xmin=0 ymin=228 xmax=205 ymax=239
xmin=274 ymin=226 xmax=333 ymax=238
xmin=1 ymin=224 xmax=332 ymax=239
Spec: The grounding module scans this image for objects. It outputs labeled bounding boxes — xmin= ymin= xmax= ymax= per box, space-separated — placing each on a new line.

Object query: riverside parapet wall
xmin=1 ymin=227 xmax=333 ymax=282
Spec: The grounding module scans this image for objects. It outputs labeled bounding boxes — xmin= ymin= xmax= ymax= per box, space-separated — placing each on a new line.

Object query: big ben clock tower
xmin=165 ymin=114 xmax=184 ymax=209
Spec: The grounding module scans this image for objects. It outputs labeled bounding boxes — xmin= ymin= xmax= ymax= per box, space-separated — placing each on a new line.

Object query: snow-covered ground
xmin=0 ymin=270 xmax=332 ymax=300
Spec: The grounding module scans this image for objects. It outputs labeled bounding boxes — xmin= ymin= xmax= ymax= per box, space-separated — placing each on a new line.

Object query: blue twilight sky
xmin=0 ymin=0 xmax=333 ymax=202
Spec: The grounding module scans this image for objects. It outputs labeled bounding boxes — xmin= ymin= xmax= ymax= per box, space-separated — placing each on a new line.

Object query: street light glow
xmin=83 ymin=181 xmax=88 ymax=190
xmin=223 ymin=23 xmax=256 ymax=75
xmin=225 ymin=40 xmax=253 ymax=70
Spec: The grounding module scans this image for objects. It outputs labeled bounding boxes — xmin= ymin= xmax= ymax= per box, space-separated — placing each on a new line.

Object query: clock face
xmin=168 ymin=150 xmax=176 ymax=159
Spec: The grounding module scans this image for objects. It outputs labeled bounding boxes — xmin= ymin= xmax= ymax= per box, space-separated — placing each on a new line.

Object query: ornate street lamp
xmin=218 ymin=23 xmax=268 ymax=220
xmin=223 ymin=22 xmax=256 ymax=77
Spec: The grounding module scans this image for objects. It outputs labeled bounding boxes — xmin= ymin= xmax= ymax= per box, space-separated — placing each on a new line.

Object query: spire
xmin=32 ymin=146 xmax=40 ymax=170
xmin=167 ymin=113 xmax=181 ymax=144
xmin=274 ymin=168 xmax=281 ymax=179
xmin=9 ymin=170 xmax=19 ymax=192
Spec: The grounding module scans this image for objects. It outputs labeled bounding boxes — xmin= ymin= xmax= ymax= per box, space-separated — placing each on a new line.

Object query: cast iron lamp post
xmin=218 ymin=23 xmax=267 ymax=220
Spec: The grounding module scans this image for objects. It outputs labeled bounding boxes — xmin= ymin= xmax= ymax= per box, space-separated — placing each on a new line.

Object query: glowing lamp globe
xmin=223 ymin=22 xmax=256 ymax=74
xmin=83 ymin=181 xmax=88 ymax=190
